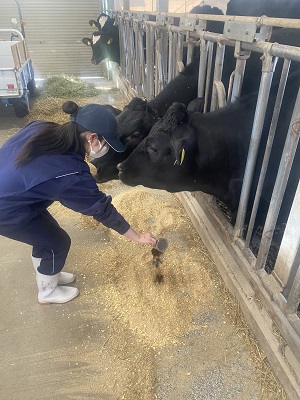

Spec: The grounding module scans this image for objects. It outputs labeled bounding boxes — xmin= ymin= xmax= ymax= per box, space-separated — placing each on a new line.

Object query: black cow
xmin=118 ymin=98 xmax=257 ymax=219
xmin=226 ymin=0 xmax=300 ymax=19
xmin=91 ymin=55 xmax=201 ymax=182
xmin=117 ymin=69 xmax=300 ymax=227
xmin=82 ymin=13 xmax=120 ymax=65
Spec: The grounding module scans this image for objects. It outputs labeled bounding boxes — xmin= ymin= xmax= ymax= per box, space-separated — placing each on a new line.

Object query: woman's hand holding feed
xmin=124 ymin=228 xmax=157 ymax=246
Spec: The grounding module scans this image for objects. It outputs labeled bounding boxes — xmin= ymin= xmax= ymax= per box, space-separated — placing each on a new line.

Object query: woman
xmin=0 ymin=101 xmax=157 ymax=304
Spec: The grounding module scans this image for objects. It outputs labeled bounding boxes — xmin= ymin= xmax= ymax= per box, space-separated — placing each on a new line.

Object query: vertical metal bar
xmin=127 ymin=20 xmax=135 ymax=86
xmin=134 ymin=21 xmax=143 ymax=97
xmin=245 ymin=60 xmax=291 ymax=247
xmin=175 ymin=33 xmax=183 ymax=76
xmin=186 ymin=32 xmax=193 ymax=65
xmin=14 ymin=0 xmax=26 ymax=38
xmin=146 ymin=24 xmax=155 ymax=100
xmin=171 ymin=33 xmax=177 ymax=78
xmin=168 ymin=29 xmax=174 ymax=83
xmin=155 ymin=29 xmax=164 ymax=96
xmin=282 ymin=240 xmax=300 ymax=301
xmin=233 ymin=52 xmax=276 ymax=240
xmin=255 ymin=87 xmax=300 ymax=270
xmin=198 ymin=33 xmax=208 ymax=99
xmin=118 ymin=17 xmax=126 ymax=77
xmin=203 ymin=41 xmax=213 ymax=114
xmin=162 ymin=29 xmax=169 ymax=84
xmin=210 ymin=42 xmax=225 ymax=111
xmin=230 ymin=58 xmax=247 ymax=101
xmin=138 ymin=29 xmax=147 ymax=98
xmin=124 ymin=18 xmax=130 ymax=81
xmin=285 ymin=252 xmax=300 ymax=315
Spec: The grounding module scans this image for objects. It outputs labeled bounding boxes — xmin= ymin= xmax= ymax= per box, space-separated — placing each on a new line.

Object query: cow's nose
xmin=91 ymin=59 xmax=97 ymax=65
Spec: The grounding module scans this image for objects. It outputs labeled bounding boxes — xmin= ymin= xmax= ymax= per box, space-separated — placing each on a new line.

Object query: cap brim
xmin=100 ymin=134 xmax=126 ymax=152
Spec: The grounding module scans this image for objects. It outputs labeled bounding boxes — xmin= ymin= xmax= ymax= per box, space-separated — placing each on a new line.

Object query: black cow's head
xmin=90 ymin=98 xmax=160 ymax=183
xmin=118 ymin=103 xmax=198 ymax=192
xmin=117 ymin=97 xmax=161 ymax=149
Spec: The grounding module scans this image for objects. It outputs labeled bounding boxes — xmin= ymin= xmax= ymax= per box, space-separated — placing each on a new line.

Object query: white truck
xmin=0 ymin=28 xmax=35 ymax=117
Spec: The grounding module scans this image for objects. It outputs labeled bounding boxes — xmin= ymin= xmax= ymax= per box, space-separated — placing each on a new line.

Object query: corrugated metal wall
xmin=0 ymin=0 xmax=104 ymax=78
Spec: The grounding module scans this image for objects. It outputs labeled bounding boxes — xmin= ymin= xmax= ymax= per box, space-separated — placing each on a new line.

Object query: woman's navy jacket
xmin=0 ymin=121 xmax=130 ymax=234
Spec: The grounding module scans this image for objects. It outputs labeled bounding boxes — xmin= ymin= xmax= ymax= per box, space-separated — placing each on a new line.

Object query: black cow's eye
xmin=148 ymin=145 xmax=158 ymax=153
xmin=131 ymin=132 xmax=142 ymax=139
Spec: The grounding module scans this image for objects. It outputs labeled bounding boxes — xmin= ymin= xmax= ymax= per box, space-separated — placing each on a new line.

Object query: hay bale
xmin=37 ymin=74 xmax=100 ymax=98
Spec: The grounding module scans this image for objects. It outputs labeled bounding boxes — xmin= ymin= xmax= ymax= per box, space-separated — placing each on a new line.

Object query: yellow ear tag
xmin=113 ymin=21 xmax=117 ymax=26
xmin=180 ymin=148 xmax=185 ymax=165
xmin=92 ymin=23 xmax=96 ymax=27
xmin=87 ymin=41 xmax=91 ymax=46
xmin=107 ymin=38 xmax=111 ymax=45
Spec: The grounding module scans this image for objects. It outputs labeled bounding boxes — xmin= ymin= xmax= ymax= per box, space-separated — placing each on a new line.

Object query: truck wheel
xmin=10 ymin=97 xmax=29 ymax=118
xmin=27 ymin=79 xmax=36 ymax=97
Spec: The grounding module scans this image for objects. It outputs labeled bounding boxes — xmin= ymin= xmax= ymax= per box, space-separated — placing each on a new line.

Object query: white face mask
xmin=89 ymin=139 xmax=110 ymax=158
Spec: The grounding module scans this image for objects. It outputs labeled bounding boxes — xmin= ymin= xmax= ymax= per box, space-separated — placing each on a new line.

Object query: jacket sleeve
xmin=54 ymin=171 xmax=130 ymax=234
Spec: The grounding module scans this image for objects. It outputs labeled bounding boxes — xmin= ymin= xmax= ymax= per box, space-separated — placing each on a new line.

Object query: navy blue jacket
xmin=0 ymin=121 xmax=130 ymax=234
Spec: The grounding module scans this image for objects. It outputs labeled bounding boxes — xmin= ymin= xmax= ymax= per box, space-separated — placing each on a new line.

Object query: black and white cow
xmin=117 ymin=69 xmax=300 ymax=226
xmin=82 ymin=13 xmax=120 ymax=65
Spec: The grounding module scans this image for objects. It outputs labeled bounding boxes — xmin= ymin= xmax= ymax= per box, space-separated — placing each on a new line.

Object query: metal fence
xmin=108 ymin=9 xmax=300 ymax=397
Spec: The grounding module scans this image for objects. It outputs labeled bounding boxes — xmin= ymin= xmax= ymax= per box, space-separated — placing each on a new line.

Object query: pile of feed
xmin=49 ymin=183 xmax=287 ymax=400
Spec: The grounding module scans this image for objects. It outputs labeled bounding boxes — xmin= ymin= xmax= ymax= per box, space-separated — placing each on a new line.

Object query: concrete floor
xmin=0 ymin=93 xmax=287 ymax=400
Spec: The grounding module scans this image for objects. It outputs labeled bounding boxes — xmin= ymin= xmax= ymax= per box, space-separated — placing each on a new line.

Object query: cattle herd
xmin=82 ymin=1 xmax=300 ymax=263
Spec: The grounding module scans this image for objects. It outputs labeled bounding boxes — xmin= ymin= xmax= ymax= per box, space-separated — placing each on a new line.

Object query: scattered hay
xmin=48 ymin=182 xmax=289 ymax=399
xmin=37 ymin=74 xmax=100 ymax=98
xmin=26 ymin=97 xmax=68 ymax=124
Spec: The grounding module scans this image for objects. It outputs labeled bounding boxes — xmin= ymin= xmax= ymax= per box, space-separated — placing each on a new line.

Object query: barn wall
xmin=0 ymin=0 xmax=104 ymax=78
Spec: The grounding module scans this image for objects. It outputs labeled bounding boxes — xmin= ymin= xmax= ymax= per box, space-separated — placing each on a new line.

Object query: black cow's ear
xmin=187 ymin=97 xmax=205 ymax=113
xmin=82 ymin=38 xmax=92 ymax=46
xmin=127 ymin=97 xmax=147 ymax=111
xmin=173 ymin=138 xmax=187 ymax=166
xmin=89 ymin=20 xmax=98 ymax=28
xmin=167 ymin=103 xmax=187 ymax=125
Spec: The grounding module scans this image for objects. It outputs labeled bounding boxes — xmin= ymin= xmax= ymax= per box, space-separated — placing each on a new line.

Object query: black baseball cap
xmin=72 ymin=104 xmax=125 ymax=152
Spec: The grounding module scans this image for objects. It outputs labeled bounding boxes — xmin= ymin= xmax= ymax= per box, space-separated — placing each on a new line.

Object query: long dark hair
xmin=15 ymin=101 xmax=87 ymax=167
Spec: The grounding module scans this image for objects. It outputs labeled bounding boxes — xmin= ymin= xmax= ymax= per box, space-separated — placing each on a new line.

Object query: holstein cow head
xmin=89 ymin=13 xmax=117 ymax=34
xmin=82 ymin=14 xmax=120 ymax=65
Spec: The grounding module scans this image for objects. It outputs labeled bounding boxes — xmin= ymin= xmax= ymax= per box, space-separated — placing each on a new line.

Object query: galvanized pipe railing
xmin=255 ymin=90 xmax=300 ymax=270
xmin=245 ymin=60 xmax=291 ymax=247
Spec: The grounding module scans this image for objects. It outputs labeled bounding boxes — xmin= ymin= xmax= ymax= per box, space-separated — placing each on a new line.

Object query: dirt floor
xmin=0 ymin=77 xmax=288 ymax=400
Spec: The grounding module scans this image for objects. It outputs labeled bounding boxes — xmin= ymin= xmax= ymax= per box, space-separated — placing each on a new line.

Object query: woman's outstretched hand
xmin=124 ymin=228 xmax=157 ymax=246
